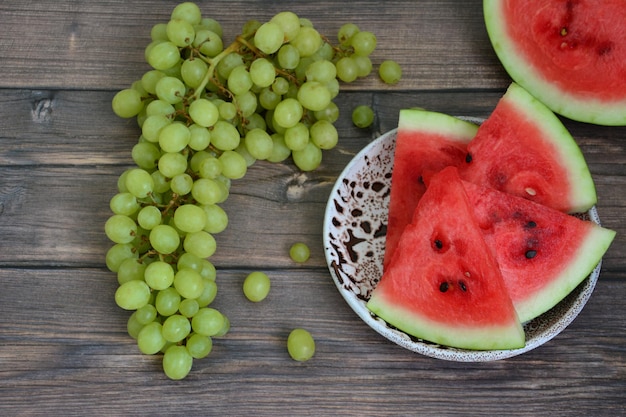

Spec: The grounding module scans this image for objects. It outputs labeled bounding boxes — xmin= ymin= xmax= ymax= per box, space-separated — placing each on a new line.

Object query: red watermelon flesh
xmin=368 ymin=166 xmax=525 ymax=351
xmin=484 ymin=0 xmax=626 ymax=126
xmin=462 ymin=179 xmax=616 ymax=323
xmin=383 ymin=109 xmax=478 ymax=270
xmin=459 ymin=82 xmax=597 ymax=213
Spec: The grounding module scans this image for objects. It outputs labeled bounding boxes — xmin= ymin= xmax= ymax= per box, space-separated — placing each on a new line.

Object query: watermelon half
xmin=484 ymin=0 xmax=626 ymax=126
xmin=367 ymin=167 xmax=525 ymax=351
xmin=462 ymin=179 xmax=616 ymax=323
xmin=383 ymin=109 xmax=478 ymax=269
xmin=459 ymin=82 xmax=597 ymax=213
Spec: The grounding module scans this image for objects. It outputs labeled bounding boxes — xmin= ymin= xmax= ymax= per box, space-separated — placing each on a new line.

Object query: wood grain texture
xmin=0 ymin=1 xmax=624 ymax=416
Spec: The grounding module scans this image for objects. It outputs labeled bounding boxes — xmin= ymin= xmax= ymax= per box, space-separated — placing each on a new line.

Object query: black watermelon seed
xmin=439 ymin=282 xmax=449 ymax=292
xmin=459 ymin=280 xmax=467 ymax=292
xmin=525 ymin=220 xmax=537 ymax=229
xmin=465 ymin=153 xmax=473 ymax=163
xmin=525 ymin=250 xmax=537 ymax=259
xmin=434 ymin=239 xmax=443 ymax=250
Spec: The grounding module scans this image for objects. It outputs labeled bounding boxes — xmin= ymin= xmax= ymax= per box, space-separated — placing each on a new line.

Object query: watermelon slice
xmin=368 ymin=166 xmax=525 ymax=351
xmin=462 ymin=179 xmax=616 ymax=323
xmin=484 ymin=0 xmax=626 ymax=126
xmin=459 ymin=82 xmax=597 ymax=213
xmin=383 ymin=109 xmax=478 ymax=269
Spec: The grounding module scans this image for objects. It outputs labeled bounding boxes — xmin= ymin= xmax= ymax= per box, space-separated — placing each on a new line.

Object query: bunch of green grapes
xmin=106 ymin=1 xmax=400 ymax=379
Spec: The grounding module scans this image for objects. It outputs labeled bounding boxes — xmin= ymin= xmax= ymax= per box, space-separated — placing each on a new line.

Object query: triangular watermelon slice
xmin=462 ymin=179 xmax=616 ymax=323
xmin=368 ymin=166 xmax=525 ymax=351
xmin=383 ymin=109 xmax=478 ymax=269
xmin=484 ymin=0 xmax=626 ymax=126
xmin=459 ymin=82 xmax=597 ymax=213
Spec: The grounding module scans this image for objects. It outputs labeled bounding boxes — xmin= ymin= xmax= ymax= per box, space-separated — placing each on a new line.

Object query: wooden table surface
xmin=1 ymin=1 xmax=625 ymax=415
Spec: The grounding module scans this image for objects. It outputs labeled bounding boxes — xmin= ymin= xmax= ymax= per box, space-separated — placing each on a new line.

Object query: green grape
xmin=125 ymin=168 xmax=154 ymax=198
xmin=249 ymin=58 xmax=276 ymax=88
xmin=267 ymin=133 xmax=292 ymax=163
xmin=244 ymin=128 xmax=273 ymax=160
xmin=110 ymin=192 xmax=140 ymax=216
xmin=137 ymin=206 xmax=161 ymax=230
xmin=310 ymin=119 xmax=338 ymax=150
xmin=297 ymin=81 xmax=331 ymax=111
xmin=292 ymin=141 xmax=322 ymax=171
xmin=218 ymin=101 xmax=237 ymax=120
xmin=337 ymin=23 xmax=360 ymax=46
xmin=131 ymin=142 xmax=161 ymax=170
xmin=270 ymin=11 xmax=301 ymax=41
xmin=149 ymin=224 xmax=181 ymax=254
xmin=218 ymin=150 xmax=247 ymax=179
xmin=142 ymin=114 xmax=172 ymax=142
xmin=181 ymin=58 xmax=208 ymax=89
xmin=191 ymin=178 xmax=224 ymax=205
xmin=211 ymin=120 xmax=241 ymax=151
xmin=378 ymin=60 xmax=402 ymax=85
xmin=216 ymin=52 xmax=244 ymax=79
xmin=162 ymin=314 xmax=192 ymax=343
xmin=163 ymin=345 xmax=193 ymax=380
xmin=199 ymin=260 xmax=217 ymax=281
xmin=350 ymin=30 xmax=377 ymax=56
xmin=159 ymin=122 xmax=190 ymax=153
xmin=193 ymin=29 xmax=223 ymax=57
xmin=227 ymin=65 xmax=253 ymax=96
xmin=179 ymin=298 xmax=200 ymax=318
xmin=155 ymin=76 xmax=186 ymax=104
xmin=214 ymin=314 xmax=230 ymax=337
xmin=243 ymin=271 xmax=271 ymax=302
xmin=199 ymin=156 xmax=222 ymax=179
xmin=186 ymin=333 xmax=213 ymax=359
xmin=245 ymin=113 xmax=267 ymax=132
xmin=196 ymin=279 xmax=217 ymax=307
xmin=155 ymin=286 xmax=181 ymax=316
xmin=112 ymin=89 xmax=144 ymax=118
xmin=254 ymin=21 xmax=284 ymax=54
xmin=311 ymin=41 xmax=334 ymax=61
xmin=127 ymin=311 xmax=144 ymax=339
xmin=115 ymin=280 xmax=151 ymax=310
xmin=188 ymin=124 xmax=211 ymax=151
xmin=188 ymin=99 xmax=219 ymax=129
xmin=277 ymin=44 xmax=300 ymax=70
xmin=135 ymin=303 xmax=158 ymax=325
xmin=235 ymin=142 xmax=256 ymax=167
xmin=202 ymin=204 xmax=228 ymax=234
xmin=158 ymin=152 xmax=188 ymax=178
xmin=353 ymin=55 xmax=373 ymax=78
xmin=106 ymin=243 xmax=138 ymax=273
xmin=335 ymin=56 xmax=359 ymax=83
xmin=242 ymin=19 xmax=262 ymax=36
xmin=147 ymin=41 xmax=181 ymax=71
xmin=352 ymin=105 xmax=375 ymax=128
xmin=305 ymin=59 xmax=336 ymax=83
xmin=171 ymin=1 xmax=202 ymax=25
xmin=287 ymin=328 xmax=315 ymax=361
xmin=145 ymin=261 xmax=175 ymax=290
xmin=284 ymin=123 xmax=309 ymax=151
xmin=174 ymin=268 xmax=205 ymax=299
xmin=166 ymin=18 xmax=195 ymax=47
xmin=137 ymin=322 xmax=167 ymax=355
xmin=183 ymin=231 xmax=216 ymax=258
xmin=174 ymin=204 xmax=206 ymax=233
xmin=272 ymin=77 xmax=290 ymax=95
xmin=117 ymin=257 xmax=147 ymax=285
xmin=234 ymin=91 xmax=257 ymax=118
xmin=291 ymin=26 xmax=322 ymax=57
xmin=105 ymin=214 xmax=137 ymax=244
xmin=170 ymin=173 xmax=193 ymax=195
xmin=259 ymin=87 xmax=281 ymax=110
xmin=198 ymin=17 xmax=223 ymax=37
xmin=274 ymin=98 xmax=303 ymax=129
xmin=313 ymin=102 xmax=340 ymax=123
xmin=141 ymin=70 xmax=167 ymax=95
xmin=289 ymin=242 xmax=310 ymax=263
xmin=191 ymin=307 xmax=225 ymax=336
xmin=151 ymin=170 xmax=171 ymax=193
xmin=151 ymin=23 xmax=169 ymax=42
xmin=177 ymin=252 xmax=203 ymax=272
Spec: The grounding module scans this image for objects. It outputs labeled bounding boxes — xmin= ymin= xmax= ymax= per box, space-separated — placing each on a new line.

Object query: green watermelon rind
xmin=515 ymin=224 xmax=616 ymax=323
xmin=483 ymin=0 xmax=626 ymax=126
xmin=367 ymin=293 xmax=526 ymax=351
xmin=398 ymin=108 xmax=479 ymax=140
xmin=502 ymin=83 xmax=598 ymax=213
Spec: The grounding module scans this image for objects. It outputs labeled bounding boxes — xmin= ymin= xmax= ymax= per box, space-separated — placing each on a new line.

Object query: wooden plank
xmin=0 ymin=267 xmax=624 ymax=415
xmin=0 ymin=0 xmax=509 ymax=90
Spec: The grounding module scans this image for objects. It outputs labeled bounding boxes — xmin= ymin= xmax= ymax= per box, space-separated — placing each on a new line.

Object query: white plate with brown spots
xmin=322 ymin=127 xmax=602 ymax=361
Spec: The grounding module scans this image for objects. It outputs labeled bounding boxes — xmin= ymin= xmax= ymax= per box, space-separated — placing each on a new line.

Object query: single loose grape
xmin=243 ymin=271 xmax=271 ymax=302
xmin=352 ymin=105 xmax=375 ymax=128
xmin=287 ymin=328 xmax=315 ymax=361
xmin=378 ymin=60 xmax=402 ymax=85
xmin=289 ymin=242 xmax=310 ymax=263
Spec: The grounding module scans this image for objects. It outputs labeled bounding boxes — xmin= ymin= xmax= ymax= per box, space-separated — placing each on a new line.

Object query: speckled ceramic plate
xmin=323 ymin=126 xmax=603 ymax=361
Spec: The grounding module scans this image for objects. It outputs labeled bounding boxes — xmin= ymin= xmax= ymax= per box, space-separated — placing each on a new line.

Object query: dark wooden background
xmin=1 ymin=1 xmax=624 ymax=416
